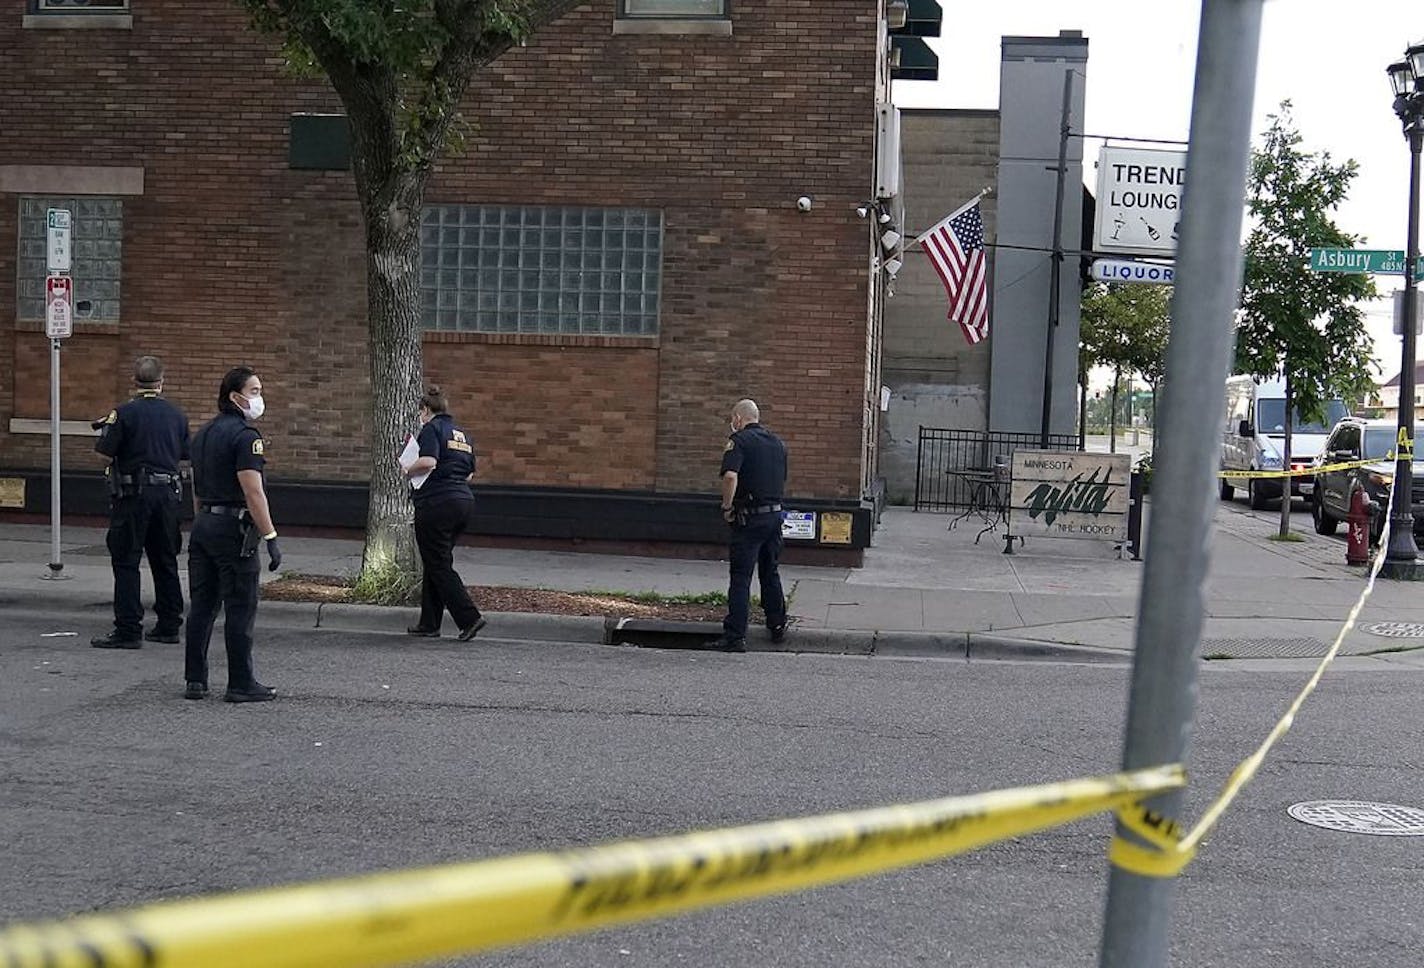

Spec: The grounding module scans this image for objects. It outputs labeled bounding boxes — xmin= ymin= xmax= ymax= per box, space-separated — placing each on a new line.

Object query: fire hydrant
xmin=1346 ymin=483 xmax=1376 ymax=565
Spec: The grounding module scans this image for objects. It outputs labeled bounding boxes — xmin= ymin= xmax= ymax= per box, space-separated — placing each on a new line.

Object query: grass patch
xmin=350 ymin=561 xmax=421 ymax=606
xmin=1266 ymin=532 xmax=1307 ymax=543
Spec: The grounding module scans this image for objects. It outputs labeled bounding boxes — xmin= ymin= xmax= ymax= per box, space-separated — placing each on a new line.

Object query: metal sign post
xmin=42 ymin=209 xmax=73 ymax=581
xmin=1098 ymin=1 xmax=1265 ymax=965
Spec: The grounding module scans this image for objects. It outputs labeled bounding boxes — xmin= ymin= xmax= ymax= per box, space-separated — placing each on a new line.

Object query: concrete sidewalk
xmin=2 ymin=499 xmax=1422 ymax=663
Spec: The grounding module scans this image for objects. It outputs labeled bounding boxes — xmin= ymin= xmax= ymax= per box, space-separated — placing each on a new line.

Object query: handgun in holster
xmin=238 ymin=516 xmax=260 ymax=558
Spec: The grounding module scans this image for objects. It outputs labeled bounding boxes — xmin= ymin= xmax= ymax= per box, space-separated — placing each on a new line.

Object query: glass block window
xmin=35 ymin=1 xmax=129 ymax=10
xmin=421 ymin=205 xmax=663 ymax=337
xmin=619 ymin=0 xmax=727 ymax=16
xmin=17 ymin=197 xmax=123 ymax=321
xmin=620 ymin=0 xmax=729 ymax=15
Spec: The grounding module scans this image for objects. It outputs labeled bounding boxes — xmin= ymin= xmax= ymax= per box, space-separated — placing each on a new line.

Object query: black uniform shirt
xmin=95 ymin=391 xmax=190 ymax=476
xmin=720 ymin=423 xmax=788 ymax=507
xmin=414 ymin=412 xmax=475 ymax=504
xmin=191 ymin=412 xmax=265 ymax=506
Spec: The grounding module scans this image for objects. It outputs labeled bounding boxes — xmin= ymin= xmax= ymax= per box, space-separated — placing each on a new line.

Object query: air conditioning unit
xmin=875 ymin=102 xmax=901 ymax=200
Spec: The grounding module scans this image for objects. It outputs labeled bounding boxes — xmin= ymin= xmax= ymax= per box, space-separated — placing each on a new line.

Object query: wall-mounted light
xmin=880 ymin=229 xmax=902 ymax=250
xmin=884 ymin=257 xmax=903 ymax=278
xmin=886 ymin=0 xmax=909 ymax=31
xmin=856 ymin=205 xmax=870 ymax=220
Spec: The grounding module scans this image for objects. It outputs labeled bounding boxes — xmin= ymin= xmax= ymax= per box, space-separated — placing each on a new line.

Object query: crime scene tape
xmin=0 ymin=766 xmax=1183 ymax=968
xmin=1109 ymin=485 xmax=1400 ymax=878
xmin=1216 ymin=457 xmax=1375 ymax=481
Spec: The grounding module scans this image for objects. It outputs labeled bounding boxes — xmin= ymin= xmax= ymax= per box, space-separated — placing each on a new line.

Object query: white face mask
xmin=239 ymin=394 xmax=265 ymax=420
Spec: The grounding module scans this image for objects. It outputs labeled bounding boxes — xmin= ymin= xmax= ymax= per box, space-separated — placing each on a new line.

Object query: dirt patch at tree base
xmin=261 ymin=575 xmax=762 ymax=624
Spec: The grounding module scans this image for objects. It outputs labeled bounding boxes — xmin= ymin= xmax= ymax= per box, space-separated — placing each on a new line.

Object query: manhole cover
xmin=1287 ymin=800 xmax=1424 ymax=836
xmin=1364 ymin=622 xmax=1424 ymax=639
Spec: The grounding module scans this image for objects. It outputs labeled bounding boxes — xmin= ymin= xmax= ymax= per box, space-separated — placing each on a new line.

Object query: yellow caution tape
xmin=1107 ymin=487 xmax=1400 ymax=879
xmin=0 ymin=766 xmax=1184 ymax=968
xmin=1217 ymin=458 xmax=1373 ymax=480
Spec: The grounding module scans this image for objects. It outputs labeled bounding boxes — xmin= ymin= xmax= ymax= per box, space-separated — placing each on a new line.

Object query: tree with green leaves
xmin=239 ymin=0 xmax=581 ymax=592
xmin=1080 ymin=282 xmax=1171 ymax=451
xmin=1236 ymin=102 xmax=1377 ymax=537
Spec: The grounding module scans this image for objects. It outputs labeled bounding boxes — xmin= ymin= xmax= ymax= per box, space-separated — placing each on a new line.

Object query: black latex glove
xmin=266 ymin=537 xmax=283 ymax=572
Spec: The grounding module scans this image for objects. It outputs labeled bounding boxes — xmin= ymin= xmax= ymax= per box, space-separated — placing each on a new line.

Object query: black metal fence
xmin=914 ymin=428 xmax=1080 ymax=511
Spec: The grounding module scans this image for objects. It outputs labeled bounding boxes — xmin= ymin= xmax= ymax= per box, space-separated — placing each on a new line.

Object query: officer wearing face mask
xmin=91 ymin=355 xmax=190 ymax=649
xmin=183 ymin=366 xmax=281 ymax=703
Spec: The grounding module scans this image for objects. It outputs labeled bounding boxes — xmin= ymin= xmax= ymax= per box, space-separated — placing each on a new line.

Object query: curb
xmin=3 ymin=589 xmax=1129 ymax=662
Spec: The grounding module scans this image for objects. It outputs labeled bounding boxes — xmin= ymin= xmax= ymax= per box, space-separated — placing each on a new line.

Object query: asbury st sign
xmin=1009 ymin=451 xmax=1131 ymax=541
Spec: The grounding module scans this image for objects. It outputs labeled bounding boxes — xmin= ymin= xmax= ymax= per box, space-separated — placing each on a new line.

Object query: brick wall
xmin=0 ymin=0 xmax=878 ymax=504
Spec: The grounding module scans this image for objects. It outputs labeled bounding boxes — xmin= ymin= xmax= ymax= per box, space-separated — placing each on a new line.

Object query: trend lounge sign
xmin=1009 ymin=451 xmax=1131 ymax=542
xmin=1093 ymin=145 xmax=1187 ymax=257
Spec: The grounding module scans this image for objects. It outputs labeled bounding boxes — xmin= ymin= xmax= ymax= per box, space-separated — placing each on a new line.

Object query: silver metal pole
xmin=48 ymin=337 xmax=64 ymax=577
xmin=1098 ymin=2 xmax=1265 ymax=965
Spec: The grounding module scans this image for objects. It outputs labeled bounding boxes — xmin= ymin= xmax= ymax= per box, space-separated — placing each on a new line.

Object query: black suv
xmin=1311 ymin=416 xmax=1424 ymax=542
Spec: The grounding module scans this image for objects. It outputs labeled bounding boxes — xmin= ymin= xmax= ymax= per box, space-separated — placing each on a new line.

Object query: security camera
xmin=796 ymin=196 xmax=814 ymax=212
xmin=856 ymin=205 xmax=870 ymax=220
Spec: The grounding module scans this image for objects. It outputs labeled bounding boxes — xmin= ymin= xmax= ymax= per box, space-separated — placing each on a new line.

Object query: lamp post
xmin=1382 ymin=43 xmax=1424 ymax=580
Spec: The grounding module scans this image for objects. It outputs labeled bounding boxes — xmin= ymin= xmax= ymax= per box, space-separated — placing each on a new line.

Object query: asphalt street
xmin=2 ymin=612 xmax=1421 ymax=967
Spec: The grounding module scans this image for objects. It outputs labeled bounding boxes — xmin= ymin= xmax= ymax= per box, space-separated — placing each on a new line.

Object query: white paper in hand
xmin=398 ymin=434 xmax=431 ymax=490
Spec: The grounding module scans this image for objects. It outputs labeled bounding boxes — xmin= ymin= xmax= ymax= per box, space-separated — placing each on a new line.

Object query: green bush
xmin=1135 ymin=451 xmax=1153 ymax=494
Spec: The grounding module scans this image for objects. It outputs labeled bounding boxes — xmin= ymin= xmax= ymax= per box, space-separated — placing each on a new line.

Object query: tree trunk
xmin=1109 ymin=367 xmax=1120 ymax=454
xmin=361 ymin=174 xmax=426 ymax=579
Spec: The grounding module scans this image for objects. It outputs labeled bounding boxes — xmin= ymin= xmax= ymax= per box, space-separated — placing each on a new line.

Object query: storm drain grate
xmin=1363 ymin=622 xmax=1424 ymax=639
xmin=1288 ymin=801 xmax=1424 ymax=836
xmin=1200 ymin=637 xmax=1328 ymax=659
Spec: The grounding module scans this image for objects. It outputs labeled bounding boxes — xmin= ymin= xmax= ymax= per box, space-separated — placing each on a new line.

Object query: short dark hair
xmin=133 ymin=356 xmax=164 ymax=387
xmin=218 ymin=366 xmax=256 ymax=415
xmin=420 ymin=384 xmax=448 ymax=415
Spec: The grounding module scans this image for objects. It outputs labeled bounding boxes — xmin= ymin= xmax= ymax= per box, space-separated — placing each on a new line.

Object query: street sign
xmin=46 ymin=276 xmax=73 ymax=339
xmin=1310 ymin=248 xmax=1424 ymax=280
xmin=1091 ymin=259 xmax=1175 ymax=285
xmin=46 ymin=208 xmax=72 ymax=274
xmin=1093 ymin=146 xmax=1187 ymax=257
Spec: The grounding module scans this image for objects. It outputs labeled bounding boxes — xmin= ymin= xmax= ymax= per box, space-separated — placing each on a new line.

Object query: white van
xmin=1220 ymin=376 xmax=1348 ymax=510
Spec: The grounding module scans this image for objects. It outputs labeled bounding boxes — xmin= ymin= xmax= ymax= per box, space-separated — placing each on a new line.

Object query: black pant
xmin=724 ymin=511 xmax=787 ymax=638
xmin=414 ymin=494 xmax=481 ymax=632
xmin=106 ymin=485 xmax=184 ymax=638
xmin=184 ymin=513 xmax=260 ymax=690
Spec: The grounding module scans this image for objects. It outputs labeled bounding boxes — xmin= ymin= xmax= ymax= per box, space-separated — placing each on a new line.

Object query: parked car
xmin=1311 ymin=416 xmax=1424 ymax=542
xmin=1220 ymin=376 xmax=1348 ymax=509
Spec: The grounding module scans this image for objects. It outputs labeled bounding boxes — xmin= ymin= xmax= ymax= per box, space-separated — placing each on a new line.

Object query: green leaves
xmin=1237 ymin=102 xmax=1378 ymax=423
xmin=1080 ymin=281 xmax=1171 ymax=388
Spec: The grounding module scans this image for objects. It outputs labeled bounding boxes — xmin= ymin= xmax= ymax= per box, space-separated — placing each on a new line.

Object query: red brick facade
xmin=0 ymin=1 xmax=884 ymax=505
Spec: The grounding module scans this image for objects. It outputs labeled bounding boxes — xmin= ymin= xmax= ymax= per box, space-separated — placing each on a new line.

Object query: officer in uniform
xmin=91 ymin=356 xmax=190 ymax=649
xmin=402 ymin=384 xmax=486 ymax=641
xmin=711 ymin=398 xmax=789 ymax=652
xmin=183 ymin=366 xmax=281 ymax=703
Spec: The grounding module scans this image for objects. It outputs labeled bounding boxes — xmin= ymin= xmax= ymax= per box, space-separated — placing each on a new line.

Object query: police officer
xmin=402 ymin=385 xmax=486 ymax=641
xmin=711 ymin=398 xmax=789 ymax=652
xmin=91 ymin=356 xmax=190 ymax=649
xmin=183 ymin=366 xmax=281 ymax=702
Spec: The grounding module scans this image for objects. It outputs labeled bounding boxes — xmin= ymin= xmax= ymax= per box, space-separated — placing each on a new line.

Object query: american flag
xmin=916 ymin=197 xmax=990 ymax=345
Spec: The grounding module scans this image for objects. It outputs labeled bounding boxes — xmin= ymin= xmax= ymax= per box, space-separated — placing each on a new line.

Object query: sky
xmin=892 ymin=0 xmax=1422 ymax=383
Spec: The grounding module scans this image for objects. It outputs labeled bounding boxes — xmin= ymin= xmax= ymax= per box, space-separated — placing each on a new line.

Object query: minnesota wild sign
xmin=1009 ymin=451 xmax=1131 ymax=542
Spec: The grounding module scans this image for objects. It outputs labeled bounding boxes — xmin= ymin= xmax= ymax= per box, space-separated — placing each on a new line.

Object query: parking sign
xmin=46 ymin=276 xmax=73 ymax=339
xmin=46 ymin=209 xmax=72 ymax=274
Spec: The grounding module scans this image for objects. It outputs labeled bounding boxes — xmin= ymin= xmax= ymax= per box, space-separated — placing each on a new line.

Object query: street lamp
xmin=1381 ymin=41 xmax=1424 ymax=579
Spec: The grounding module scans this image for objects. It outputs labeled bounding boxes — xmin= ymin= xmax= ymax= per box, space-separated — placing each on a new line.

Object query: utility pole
xmin=1040 ymin=69 xmax=1075 ymax=448
xmin=1098 ymin=2 xmax=1265 ymax=965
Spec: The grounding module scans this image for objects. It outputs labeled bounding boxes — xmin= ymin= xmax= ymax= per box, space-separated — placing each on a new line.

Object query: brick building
xmin=0 ymin=1 xmax=941 ymax=560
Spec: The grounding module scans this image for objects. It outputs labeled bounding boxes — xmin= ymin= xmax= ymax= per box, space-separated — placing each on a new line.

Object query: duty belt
xmin=201 ymin=504 xmax=248 ymax=518
xmin=117 ymin=472 xmax=181 ymax=486
xmin=744 ymin=503 xmax=782 ymax=515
